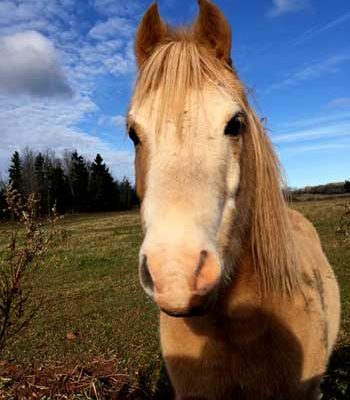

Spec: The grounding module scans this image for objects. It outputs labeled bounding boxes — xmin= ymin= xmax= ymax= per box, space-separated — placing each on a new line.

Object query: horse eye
xmin=224 ymin=113 xmax=245 ymax=137
xmin=129 ymin=127 xmax=140 ymax=146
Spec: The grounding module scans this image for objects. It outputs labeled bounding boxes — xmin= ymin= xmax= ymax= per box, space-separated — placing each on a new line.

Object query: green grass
xmin=292 ymin=198 xmax=350 ymax=399
xmin=0 ymin=199 xmax=349 ymax=397
xmin=293 ymin=198 xmax=350 ymax=344
xmin=0 ymin=211 xmax=161 ymax=386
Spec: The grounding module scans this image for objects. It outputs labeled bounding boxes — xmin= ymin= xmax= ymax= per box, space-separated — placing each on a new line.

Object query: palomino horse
xmin=127 ymin=1 xmax=341 ymax=398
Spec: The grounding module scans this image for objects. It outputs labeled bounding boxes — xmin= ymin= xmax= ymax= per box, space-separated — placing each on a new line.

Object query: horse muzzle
xmin=139 ymin=248 xmax=222 ymax=316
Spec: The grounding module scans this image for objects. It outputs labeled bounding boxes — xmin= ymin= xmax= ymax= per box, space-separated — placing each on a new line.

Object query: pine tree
xmin=0 ymin=180 xmax=7 ymax=220
xmin=90 ymin=154 xmax=115 ymax=211
xmin=119 ymin=177 xmax=133 ymax=211
xmin=34 ymin=153 xmax=47 ymax=214
xmin=345 ymin=180 xmax=350 ymax=193
xmin=21 ymin=148 xmax=36 ymax=198
xmin=35 ymin=153 xmax=45 ymax=188
xmin=5 ymin=148 xmax=138 ymax=216
xmin=47 ymin=162 xmax=69 ymax=214
xmin=8 ymin=151 xmax=22 ymax=194
xmin=70 ymin=151 xmax=90 ymax=212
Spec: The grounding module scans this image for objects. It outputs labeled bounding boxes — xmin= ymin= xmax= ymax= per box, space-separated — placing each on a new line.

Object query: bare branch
xmin=0 ymin=184 xmax=66 ymax=355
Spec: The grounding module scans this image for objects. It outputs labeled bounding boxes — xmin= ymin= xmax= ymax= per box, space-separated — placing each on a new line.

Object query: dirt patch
xmin=0 ymin=359 xmax=154 ymax=400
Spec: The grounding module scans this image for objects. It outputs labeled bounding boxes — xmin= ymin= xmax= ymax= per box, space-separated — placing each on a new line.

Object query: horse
xmin=127 ymin=1 xmax=341 ymax=398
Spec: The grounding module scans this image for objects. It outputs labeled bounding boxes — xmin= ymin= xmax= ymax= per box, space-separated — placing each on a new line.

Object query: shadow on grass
xmin=321 ymin=345 xmax=350 ymax=400
xmin=126 ymin=345 xmax=349 ymax=400
xmin=117 ymin=362 xmax=173 ymax=400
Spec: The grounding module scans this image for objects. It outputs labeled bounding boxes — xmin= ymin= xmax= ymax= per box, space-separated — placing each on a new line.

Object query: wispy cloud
xmin=88 ymin=17 xmax=135 ymax=40
xmin=98 ymin=115 xmax=126 ymax=127
xmin=271 ymin=111 xmax=350 ymax=155
xmin=273 ymin=122 xmax=350 ymax=143
xmin=92 ymin=0 xmax=143 ymax=18
xmin=275 ymin=111 xmax=350 ymax=130
xmin=281 ymin=141 xmax=350 ymax=153
xmin=0 ymin=94 xmax=133 ymax=179
xmin=327 ymin=98 xmax=350 ymax=109
xmin=266 ymin=53 xmax=350 ymax=92
xmin=268 ymin=0 xmax=309 ymax=17
xmin=295 ymin=12 xmax=350 ymax=44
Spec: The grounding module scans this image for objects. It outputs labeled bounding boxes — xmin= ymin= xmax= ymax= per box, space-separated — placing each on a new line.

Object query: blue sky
xmin=0 ymin=0 xmax=349 ymax=188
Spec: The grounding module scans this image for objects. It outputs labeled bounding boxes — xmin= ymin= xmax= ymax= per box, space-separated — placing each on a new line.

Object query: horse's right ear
xmin=135 ymin=3 xmax=168 ymax=68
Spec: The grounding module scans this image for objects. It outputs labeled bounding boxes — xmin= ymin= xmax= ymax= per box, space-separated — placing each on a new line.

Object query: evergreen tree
xmin=8 ymin=151 xmax=22 ymax=194
xmin=90 ymin=154 xmax=115 ymax=211
xmin=34 ymin=153 xmax=47 ymax=214
xmin=4 ymin=148 xmax=138 ymax=216
xmin=35 ymin=153 xmax=45 ymax=188
xmin=0 ymin=180 xmax=7 ymax=220
xmin=345 ymin=180 xmax=350 ymax=193
xmin=47 ymin=162 xmax=69 ymax=214
xmin=130 ymin=185 xmax=139 ymax=208
xmin=21 ymin=148 xmax=36 ymax=198
xmin=69 ymin=151 xmax=90 ymax=212
xmin=118 ymin=177 xmax=133 ymax=211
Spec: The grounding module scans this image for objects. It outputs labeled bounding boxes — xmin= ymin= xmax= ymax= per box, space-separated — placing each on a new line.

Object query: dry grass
xmin=0 ymin=359 xmax=160 ymax=399
xmin=0 ymin=198 xmax=348 ymax=399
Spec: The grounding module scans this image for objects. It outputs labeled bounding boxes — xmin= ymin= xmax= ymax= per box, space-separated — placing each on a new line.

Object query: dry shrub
xmin=336 ymin=203 xmax=350 ymax=245
xmin=0 ymin=185 xmax=66 ymax=355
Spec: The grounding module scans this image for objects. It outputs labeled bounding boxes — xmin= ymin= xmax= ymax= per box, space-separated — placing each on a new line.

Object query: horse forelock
xmin=131 ymin=33 xmax=243 ymax=137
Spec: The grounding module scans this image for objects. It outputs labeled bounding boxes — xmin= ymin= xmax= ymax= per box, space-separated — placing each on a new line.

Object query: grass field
xmin=0 ymin=198 xmax=349 ymax=399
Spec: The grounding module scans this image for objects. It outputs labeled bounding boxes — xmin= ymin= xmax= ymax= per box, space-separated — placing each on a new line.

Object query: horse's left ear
xmin=194 ymin=0 xmax=232 ymax=63
xmin=135 ymin=2 xmax=168 ymax=68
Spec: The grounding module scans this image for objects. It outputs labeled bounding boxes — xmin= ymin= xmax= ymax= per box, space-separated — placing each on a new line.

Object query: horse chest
xmin=161 ymin=310 xmax=303 ymax=399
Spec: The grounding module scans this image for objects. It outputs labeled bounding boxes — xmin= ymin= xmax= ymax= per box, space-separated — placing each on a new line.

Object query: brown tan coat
xmin=128 ymin=1 xmax=341 ymax=399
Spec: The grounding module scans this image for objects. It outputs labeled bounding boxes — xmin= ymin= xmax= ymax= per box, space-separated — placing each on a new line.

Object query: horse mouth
xmin=160 ymin=292 xmax=217 ymax=318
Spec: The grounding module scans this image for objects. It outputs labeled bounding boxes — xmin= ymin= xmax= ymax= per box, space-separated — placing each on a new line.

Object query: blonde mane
xmin=241 ymin=111 xmax=301 ymax=295
xmin=132 ymin=34 xmax=300 ymax=296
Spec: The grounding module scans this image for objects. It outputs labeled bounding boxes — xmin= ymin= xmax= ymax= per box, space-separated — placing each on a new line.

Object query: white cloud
xmin=269 ymin=0 xmax=309 ymax=17
xmin=271 ymin=111 xmax=350 ymax=153
xmin=0 ymin=0 xmax=74 ymax=38
xmin=112 ymin=116 xmax=126 ymax=127
xmin=99 ymin=115 xmax=126 ymax=127
xmin=89 ymin=17 xmax=135 ymax=40
xmin=327 ymin=98 xmax=350 ymax=109
xmin=92 ymin=0 xmax=143 ymax=17
xmin=295 ymin=12 xmax=350 ymax=44
xmin=0 ymin=1 xmax=138 ymax=180
xmin=0 ymin=95 xmax=134 ymax=180
xmin=0 ymin=1 xmax=36 ymax=22
xmin=0 ymin=31 xmax=72 ymax=97
xmin=275 ymin=111 xmax=350 ymax=130
xmin=267 ymin=53 xmax=350 ymax=92
xmin=273 ymin=122 xmax=350 ymax=143
xmin=281 ymin=141 xmax=350 ymax=153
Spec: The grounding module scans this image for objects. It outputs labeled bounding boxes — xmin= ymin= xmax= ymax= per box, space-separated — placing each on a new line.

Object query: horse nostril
xmin=195 ymin=250 xmax=209 ymax=278
xmin=140 ymin=255 xmax=154 ymax=294
xmin=194 ymin=250 xmax=221 ymax=292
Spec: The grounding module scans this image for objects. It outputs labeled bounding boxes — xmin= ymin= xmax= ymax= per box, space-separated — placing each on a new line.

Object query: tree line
xmin=0 ymin=149 xmax=138 ymax=219
xmin=290 ymin=181 xmax=350 ymax=196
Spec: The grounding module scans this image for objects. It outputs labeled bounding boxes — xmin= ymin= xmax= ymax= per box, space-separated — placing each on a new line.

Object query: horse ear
xmin=194 ymin=0 xmax=232 ymax=63
xmin=135 ymin=2 xmax=168 ymax=68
